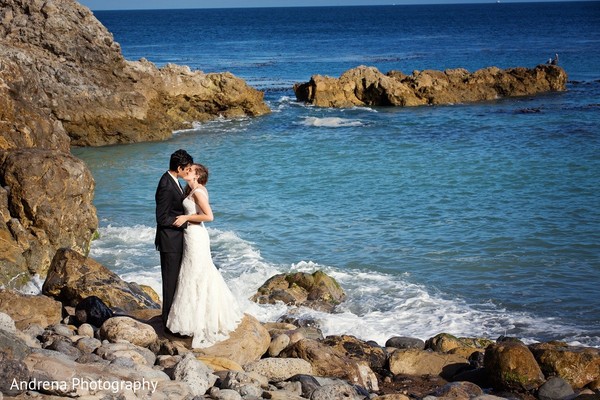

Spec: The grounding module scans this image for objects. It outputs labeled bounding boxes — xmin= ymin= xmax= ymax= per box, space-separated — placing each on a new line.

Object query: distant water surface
xmin=72 ymin=2 xmax=600 ymax=346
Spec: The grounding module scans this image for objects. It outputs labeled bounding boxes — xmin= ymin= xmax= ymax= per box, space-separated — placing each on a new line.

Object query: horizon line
xmin=85 ymin=0 xmax=596 ymax=12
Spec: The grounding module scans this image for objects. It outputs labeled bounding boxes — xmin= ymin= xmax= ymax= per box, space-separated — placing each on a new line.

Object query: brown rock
xmin=99 ymin=316 xmax=158 ymax=348
xmin=42 ymin=248 xmax=160 ymax=311
xmin=0 ymin=0 xmax=270 ymax=149
xmin=295 ymin=64 xmax=567 ymax=108
xmin=0 ymin=149 xmax=97 ymax=286
xmin=197 ymin=355 xmax=244 ymax=372
xmin=281 ymin=338 xmax=379 ymax=391
xmin=388 ymin=348 xmax=470 ymax=379
xmin=0 ymin=289 xmax=62 ymax=329
xmin=529 ymin=341 xmax=600 ymax=389
xmin=426 ymin=333 xmax=494 ymax=354
xmin=484 ymin=341 xmax=546 ymax=391
xmin=193 ymin=314 xmax=271 ymax=366
xmin=252 ymin=270 xmax=346 ymax=312
xmin=433 ymin=381 xmax=484 ymax=399
xmin=321 ymin=334 xmax=387 ymax=370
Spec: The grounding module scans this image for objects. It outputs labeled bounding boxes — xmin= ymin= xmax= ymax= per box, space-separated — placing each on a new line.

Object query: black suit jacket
xmin=155 ymin=171 xmax=186 ymax=253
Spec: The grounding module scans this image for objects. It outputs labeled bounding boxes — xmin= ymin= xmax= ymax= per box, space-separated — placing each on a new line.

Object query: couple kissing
xmin=154 ymin=149 xmax=242 ymax=348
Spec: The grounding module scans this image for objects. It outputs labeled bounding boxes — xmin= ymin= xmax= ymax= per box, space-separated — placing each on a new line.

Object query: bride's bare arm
xmin=173 ymin=188 xmax=213 ymax=226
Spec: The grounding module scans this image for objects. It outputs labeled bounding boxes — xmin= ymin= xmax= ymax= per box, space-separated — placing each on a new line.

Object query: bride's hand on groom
xmin=173 ymin=215 xmax=188 ymax=228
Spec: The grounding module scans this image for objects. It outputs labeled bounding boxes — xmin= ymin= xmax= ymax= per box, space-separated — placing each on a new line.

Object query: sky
xmin=78 ymin=0 xmax=587 ymax=11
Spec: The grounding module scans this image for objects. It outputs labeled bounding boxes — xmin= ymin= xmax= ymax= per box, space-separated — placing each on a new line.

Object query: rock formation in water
xmin=0 ymin=0 xmax=270 ymax=287
xmin=294 ymin=64 xmax=568 ymax=108
xmin=0 ymin=0 xmax=270 ymax=148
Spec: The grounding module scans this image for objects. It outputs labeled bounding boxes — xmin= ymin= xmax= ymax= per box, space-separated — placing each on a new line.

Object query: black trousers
xmin=160 ymin=251 xmax=183 ymax=326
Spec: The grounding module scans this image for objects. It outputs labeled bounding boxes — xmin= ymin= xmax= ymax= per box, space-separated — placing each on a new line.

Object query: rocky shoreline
xmin=1 ymin=1 xmax=595 ymax=399
xmin=0 ymin=0 xmax=270 ymax=289
xmin=1 ymin=251 xmax=599 ymax=399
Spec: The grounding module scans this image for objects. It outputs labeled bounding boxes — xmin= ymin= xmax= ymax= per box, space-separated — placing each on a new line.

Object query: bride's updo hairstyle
xmin=185 ymin=163 xmax=209 ymax=195
xmin=194 ymin=163 xmax=209 ymax=185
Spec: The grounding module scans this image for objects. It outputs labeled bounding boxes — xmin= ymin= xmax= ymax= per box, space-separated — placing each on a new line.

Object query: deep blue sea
xmin=69 ymin=2 xmax=600 ymax=347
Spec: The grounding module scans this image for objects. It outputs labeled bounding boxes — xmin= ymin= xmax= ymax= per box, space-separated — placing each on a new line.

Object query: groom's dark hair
xmin=169 ymin=149 xmax=193 ymax=171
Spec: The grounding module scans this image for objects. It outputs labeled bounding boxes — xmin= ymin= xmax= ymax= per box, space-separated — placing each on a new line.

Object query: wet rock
xmin=252 ymin=270 xmax=346 ymax=312
xmin=529 ymin=341 xmax=600 ymax=390
xmin=484 ymin=341 xmax=546 ymax=391
xmin=386 ymin=336 xmax=426 ymax=350
xmin=425 ymin=333 xmax=493 ymax=353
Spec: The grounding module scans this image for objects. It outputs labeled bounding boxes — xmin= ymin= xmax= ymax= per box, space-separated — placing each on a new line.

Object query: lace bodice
xmin=183 ymin=188 xmax=207 ymax=216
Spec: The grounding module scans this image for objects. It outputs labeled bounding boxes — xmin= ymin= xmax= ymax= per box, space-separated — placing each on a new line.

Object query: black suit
xmin=155 ymin=171 xmax=186 ymax=325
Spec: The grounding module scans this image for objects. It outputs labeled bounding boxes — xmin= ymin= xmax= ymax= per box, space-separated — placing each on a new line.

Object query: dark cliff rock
xmin=294 ymin=64 xmax=568 ymax=108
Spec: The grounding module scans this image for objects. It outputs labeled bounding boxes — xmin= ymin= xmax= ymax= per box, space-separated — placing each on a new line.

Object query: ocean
xmin=70 ymin=2 xmax=600 ymax=347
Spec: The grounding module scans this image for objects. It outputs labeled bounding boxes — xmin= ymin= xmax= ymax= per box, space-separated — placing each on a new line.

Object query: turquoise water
xmin=72 ymin=3 xmax=600 ymax=346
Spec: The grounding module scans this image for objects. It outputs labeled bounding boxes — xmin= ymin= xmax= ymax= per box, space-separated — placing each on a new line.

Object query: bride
xmin=166 ymin=163 xmax=243 ymax=348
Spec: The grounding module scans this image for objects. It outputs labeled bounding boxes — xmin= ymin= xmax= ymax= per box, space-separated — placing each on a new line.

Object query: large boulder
xmin=42 ymin=248 xmax=160 ymax=311
xmin=529 ymin=341 xmax=600 ymax=390
xmin=0 ymin=149 xmax=97 ymax=287
xmin=0 ymin=0 xmax=270 ymax=149
xmin=194 ymin=314 xmax=271 ymax=366
xmin=252 ymin=270 xmax=346 ymax=312
xmin=484 ymin=341 xmax=546 ymax=392
xmin=294 ymin=64 xmax=568 ymax=108
xmin=388 ymin=348 xmax=470 ymax=379
xmin=0 ymin=289 xmax=62 ymax=330
xmin=280 ymin=338 xmax=379 ymax=391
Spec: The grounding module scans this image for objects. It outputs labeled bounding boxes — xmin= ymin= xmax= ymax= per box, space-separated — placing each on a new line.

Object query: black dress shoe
xmin=165 ymin=328 xmax=189 ymax=338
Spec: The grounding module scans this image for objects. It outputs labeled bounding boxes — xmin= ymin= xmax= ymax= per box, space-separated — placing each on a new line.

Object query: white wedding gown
xmin=166 ymin=188 xmax=243 ymax=348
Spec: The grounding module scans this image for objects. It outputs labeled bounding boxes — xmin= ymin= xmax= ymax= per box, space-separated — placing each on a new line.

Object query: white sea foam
xmin=78 ymin=224 xmax=599 ymax=346
xmin=299 ymin=116 xmax=364 ymax=128
xmin=347 ymin=106 xmax=378 ymax=113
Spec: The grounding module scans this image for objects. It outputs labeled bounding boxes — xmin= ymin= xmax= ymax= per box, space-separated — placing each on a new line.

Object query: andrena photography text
xmin=11 ymin=377 xmax=158 ymax=394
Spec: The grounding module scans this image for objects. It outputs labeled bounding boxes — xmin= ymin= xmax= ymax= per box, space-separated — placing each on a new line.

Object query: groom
xmin=155 ymin=149 xmax=194 ymax=327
